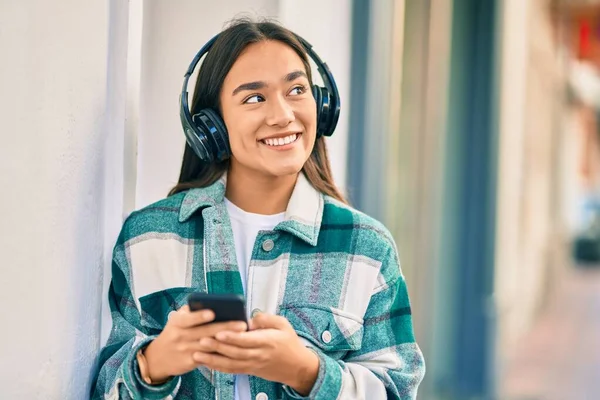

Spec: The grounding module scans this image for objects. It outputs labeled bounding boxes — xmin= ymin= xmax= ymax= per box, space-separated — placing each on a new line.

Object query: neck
xmin=225 ymin=165 xmax=298 ymax=215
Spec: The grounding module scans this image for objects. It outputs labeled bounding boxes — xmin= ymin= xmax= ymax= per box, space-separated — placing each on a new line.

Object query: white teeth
xmin=262 ymin=133 xmax=298 ymax=147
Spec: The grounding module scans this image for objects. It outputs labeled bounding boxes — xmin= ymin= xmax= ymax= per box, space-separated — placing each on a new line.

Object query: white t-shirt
xmin=224 ymin=198 xmax=285 ymax=400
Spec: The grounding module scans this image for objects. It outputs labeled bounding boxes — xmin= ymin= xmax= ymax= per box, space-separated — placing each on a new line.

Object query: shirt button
xmin=321 ymin=330 xmax=332 ymax=344
xmin=256 ymin=393 xmax=268 ymax=400
xmin=262 ymin=239 xmax=275 ymax=252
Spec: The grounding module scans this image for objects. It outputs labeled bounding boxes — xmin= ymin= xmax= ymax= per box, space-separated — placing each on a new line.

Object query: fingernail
xmin=250 ymin=308 xmax=262 ymax=318
xmin=216 ymin=332 xmax=227 ymax=341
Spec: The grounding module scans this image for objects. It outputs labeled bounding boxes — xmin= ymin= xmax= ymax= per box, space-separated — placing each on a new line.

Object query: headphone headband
xmin=181 ymin=34 xmax=219 ymax=94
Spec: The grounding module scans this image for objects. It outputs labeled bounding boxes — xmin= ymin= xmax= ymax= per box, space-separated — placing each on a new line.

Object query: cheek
xmin=225 ymin=117 xmax=260 ymax=151
xmin=220 ymin=101 xmax=261 ymax=146
xmin=300 ymin=110 xmax=318 ymax=143
xmin=228 ymin=135 xmax=257 ymax=164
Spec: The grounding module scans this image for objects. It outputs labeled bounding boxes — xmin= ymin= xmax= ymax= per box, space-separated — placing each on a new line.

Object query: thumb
xmin=250 ymin=312 xmax=290 ymax=331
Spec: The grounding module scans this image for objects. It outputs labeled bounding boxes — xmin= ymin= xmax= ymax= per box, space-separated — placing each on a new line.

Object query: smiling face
xmin=219 ymin=40 xmax=317 ymax=180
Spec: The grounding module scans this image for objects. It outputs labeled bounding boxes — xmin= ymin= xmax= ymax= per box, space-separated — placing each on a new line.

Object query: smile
xmin=259 ymin=133 xmax=301 ymax=147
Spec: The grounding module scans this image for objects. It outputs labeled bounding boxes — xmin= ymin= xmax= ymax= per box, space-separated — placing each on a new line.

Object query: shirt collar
xmin=179 ymin=172 xmax=324 ymax=246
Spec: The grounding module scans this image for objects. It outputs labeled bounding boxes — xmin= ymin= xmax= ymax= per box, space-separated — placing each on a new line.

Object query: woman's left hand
xmin=193 ymin=312 xmax=320 ymax=396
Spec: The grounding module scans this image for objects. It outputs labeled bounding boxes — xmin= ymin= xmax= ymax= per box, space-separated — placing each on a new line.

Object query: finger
xmin=197 ymin=337 xmax=258 ymax=360
xmin=187 ymin=320 xmax=248 ymax=339
xmin=171 ymin=307 xmax=215 ymax=328
xmin=250 ymin=313 xmax=291 ymax=331
xmin=214 ymin=329 xmax=270 ymax=348
xmin=192 ymin=351 xmax=251 ymax=375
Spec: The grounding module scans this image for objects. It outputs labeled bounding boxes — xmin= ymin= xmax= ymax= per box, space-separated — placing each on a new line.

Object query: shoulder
xmin=321 ymin=195 xmax=398 ymax=259
xmin=117 ymin=192 xmax=191 ymax=245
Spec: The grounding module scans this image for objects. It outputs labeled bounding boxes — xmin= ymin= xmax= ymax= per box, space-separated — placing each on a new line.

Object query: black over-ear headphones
xmin=179 ymin=33 xmax=341 ymax=163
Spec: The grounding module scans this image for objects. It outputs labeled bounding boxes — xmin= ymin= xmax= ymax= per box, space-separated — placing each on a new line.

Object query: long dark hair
xmin=169 ymin=18 xmax=346 ymax=204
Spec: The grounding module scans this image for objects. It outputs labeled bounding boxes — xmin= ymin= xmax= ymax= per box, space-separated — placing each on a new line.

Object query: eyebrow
xmin=231 ymin=70 xmax=308 ymax=96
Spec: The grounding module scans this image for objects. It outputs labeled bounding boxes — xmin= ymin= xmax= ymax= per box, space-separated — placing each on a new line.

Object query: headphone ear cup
xmin=192 ymin=108 xmax=231 ymax=161
xmin=202 ymin=108 xmax=231 ymax=160
xmin=312 ymin=85 xmax=325 ymax=138
xmin=313 ymin=85 xmax=335 ymax=138
xmin=183 ymin=122 xmax=212 ymax=162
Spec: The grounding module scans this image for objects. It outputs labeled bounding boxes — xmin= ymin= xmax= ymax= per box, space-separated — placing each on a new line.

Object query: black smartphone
xmin=187 ymin=293 xmax=248 ymax=325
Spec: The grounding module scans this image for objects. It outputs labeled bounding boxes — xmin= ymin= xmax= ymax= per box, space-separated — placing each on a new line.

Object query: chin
xmin=264 ymin=161 xmax=304 ymax=178
xmin=258 ymin=153 xmax=307 ymax=177
xmin=271 ymin=166 xmax=303 ymax=177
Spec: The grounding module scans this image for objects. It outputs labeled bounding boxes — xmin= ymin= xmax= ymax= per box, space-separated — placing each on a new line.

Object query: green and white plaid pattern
xmin=91 ymin=174 xmax=425 ymax=399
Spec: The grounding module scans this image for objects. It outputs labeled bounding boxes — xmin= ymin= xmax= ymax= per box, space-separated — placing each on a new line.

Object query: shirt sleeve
xmin=90 ymin=227 xmax=181 ymax=399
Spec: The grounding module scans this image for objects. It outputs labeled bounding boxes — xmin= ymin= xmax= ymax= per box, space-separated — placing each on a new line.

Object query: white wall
xmin=100 ymin=0 xmax=131 ymax=346
xmin=0 ymin=0 xmax=124 ymax=398
xmin=134 ymin=0 xmax=351 ymax=209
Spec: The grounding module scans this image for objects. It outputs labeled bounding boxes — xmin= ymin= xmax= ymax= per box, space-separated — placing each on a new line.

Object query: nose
xmin=265 ymin=94 xmax=295 ymax=127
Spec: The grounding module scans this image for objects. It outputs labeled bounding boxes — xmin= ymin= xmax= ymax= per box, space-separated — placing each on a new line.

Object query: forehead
xmin=223 ymin=40 xmax=308 ymax=87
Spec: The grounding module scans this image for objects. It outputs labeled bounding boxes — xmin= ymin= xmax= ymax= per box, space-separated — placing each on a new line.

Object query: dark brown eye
xmin=243 ymin=94 xmax=265 ymax=104
xmin=289 ymin=85 xmax=307 ymax=96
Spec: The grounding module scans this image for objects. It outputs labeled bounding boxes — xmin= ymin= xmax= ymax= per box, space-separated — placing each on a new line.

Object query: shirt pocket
xmin=279 ymin=303 xmax=364 ymax=353
xmin=138 ymin=287 xmax=200 ymax=334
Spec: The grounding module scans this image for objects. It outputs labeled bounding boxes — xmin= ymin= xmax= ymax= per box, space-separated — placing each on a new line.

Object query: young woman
xmin=92 ymin=18 xmax=424 ymax=400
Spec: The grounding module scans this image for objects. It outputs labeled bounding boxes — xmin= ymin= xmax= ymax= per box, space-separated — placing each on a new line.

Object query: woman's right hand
xmin=143 ymin=305 xmax=248 ymax=382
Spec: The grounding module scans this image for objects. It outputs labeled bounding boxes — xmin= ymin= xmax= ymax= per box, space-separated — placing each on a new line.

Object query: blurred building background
xmin=2 ymin=0 xmax=600 ymax=398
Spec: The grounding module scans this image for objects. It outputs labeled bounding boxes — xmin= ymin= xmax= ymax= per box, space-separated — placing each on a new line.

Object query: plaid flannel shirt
xmin=91 ymin=173 xmax=425 ymax=399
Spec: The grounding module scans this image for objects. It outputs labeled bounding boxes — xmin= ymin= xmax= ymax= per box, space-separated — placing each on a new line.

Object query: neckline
xmin=224 ymin=198 xmax=285 ymax=227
